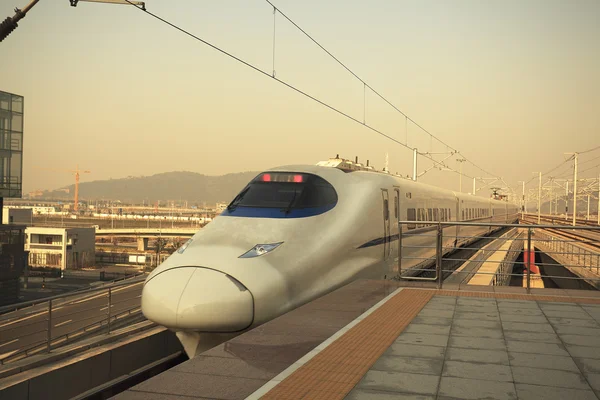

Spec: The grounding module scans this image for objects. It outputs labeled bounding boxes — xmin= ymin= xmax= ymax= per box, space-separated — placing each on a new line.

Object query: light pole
xmin=517 ymin=181 xmax=525 ymax=214
xmin=456 ymin=158 xmax=466 ymax=192
xmin=565 ymin=152 xmax=579 ymax=226
xmin=532 ymin=172 xmax=541 ymax=224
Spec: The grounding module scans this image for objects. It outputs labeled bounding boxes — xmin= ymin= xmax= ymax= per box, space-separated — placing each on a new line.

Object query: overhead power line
xmin=578 ymin=145 xmax=600 ymax=155
xmin=264 ymin=0 xmax=500 ymax=180
xmin=122 ymin=1 xmax=487 ymax=181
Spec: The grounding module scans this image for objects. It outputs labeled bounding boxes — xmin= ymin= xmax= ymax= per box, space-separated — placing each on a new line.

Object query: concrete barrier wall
xmin=0 ymin=329 xmax=182 ymax=400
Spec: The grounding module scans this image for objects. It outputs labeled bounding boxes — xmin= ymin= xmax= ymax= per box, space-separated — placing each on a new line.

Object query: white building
xmin=2 ymin=207 xmax=32 ymax=225
xmin=25 ymin=227 xmax=95 ymax=270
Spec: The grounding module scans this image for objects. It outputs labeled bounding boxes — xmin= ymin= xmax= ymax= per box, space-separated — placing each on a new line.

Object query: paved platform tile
xmin=431 ymin=296 xmax=456 ymax=303
xmin=437 ymin=376 xmax=517 ymax=400
xmin=566 ymin=344 xmax=600 ymax=360
xmin=456 ymin=297 xmax=497 ymax=305
xmin=345 ymin=388 xmax=435 ymax=400
xmin=512 ymin=366 xmax=590 ymax=390
xmin=443 ymin=360 xmax=512 ymax=382
xmin=410 ymin=316 xmax=452 ymax=326
xmin=450 ymin=326 xmax=503 ymax=339
xmin=370 ymin=355 xmax=443 ymax=376
xmin=130 ymin=370 xmax=266 ymax=399
xmin=499 ymin=314 xmax=548 ymax=324
xmin=416 ymin=309 xmax=454 ymax=319
xmin=394 ymin=333 xmax=448 ymax=347
xmin=506 ymin=340 xmax=569 ymax=356
xmin=445 ymin=347 xmax=509 ymax=365
xmin=496 ymin=300 xmax=540 ymax=309
xmin=357 ymin=370 xmax=439 ymax=396
xmin=538 ymin=303 xmax=586 ymax=311
xmin=498 ymin=307 xmax=543 ymax=316
xmin=547 ymin=317 xmax=600 ymax=328
xmin=113 ymin=391 xmax=215 ymax=400
xmin=515 ymin=383 xmax=598 ymax=400
xmin=449 ymin=336 xmax=505 ymax=350
xmin=553 ymin=325 xmax=600 ymax=337
xmin=403 ymin=323 xmax=451 ymax=336
xmin=559 ymin=334 xmax=600 ymax=348
xmin=421 ymin=303 xmax=455 ymax=312
xmin=501 ymin=321 xmax=555 ymax=333
xmin=585 ymin=372 xmax=600 ymax=391
xmin=503 ymin=331 xmax=560 ymax=344
xmin=451 ymin=318 xmax=500 ymax=329
xmin=453 ymin=311 xmax=500 ymax=321
xmin=455 ymin=305 xmax=499 ymax=314
xmin=574 ymin=358 xmax=600 ymax=375
xmin=508 ymin=352 xmax=579 ymax=372
xmin=543 ymin=310 xmax=595 ymax=320
xmin=384 ymin=343 xmax=445 ymax=360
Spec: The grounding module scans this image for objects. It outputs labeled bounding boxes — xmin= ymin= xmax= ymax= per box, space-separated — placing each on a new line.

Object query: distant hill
xmin=36 ymin=171 xmax=261 ymax=205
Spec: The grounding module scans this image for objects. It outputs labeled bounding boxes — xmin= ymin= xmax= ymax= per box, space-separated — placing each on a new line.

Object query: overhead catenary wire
xmin=264 ymin=0 xmax=500 ymax=180
xmin=578 ymin=145 xmax=600 ymax=155
xmin=120 ymin=0 xmax=477 ymax=179
xmin=124 ymin=0 xmax=487 ymax=179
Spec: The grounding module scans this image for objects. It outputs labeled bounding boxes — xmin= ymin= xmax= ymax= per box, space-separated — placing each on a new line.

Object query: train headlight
xmin=177 ymin=239 xmax=193 ymax=254
xmin=239 ymin=242 xmax=283 ymax=258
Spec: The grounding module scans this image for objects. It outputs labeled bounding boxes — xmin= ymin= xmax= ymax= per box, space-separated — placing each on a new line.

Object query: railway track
xmin=413 ymin=227 xmax=513 ymax=281
xmin=519 ymin=219 xmax=600 ymax=252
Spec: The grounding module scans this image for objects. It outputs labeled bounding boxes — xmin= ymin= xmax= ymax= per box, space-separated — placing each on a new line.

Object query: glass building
xmin=0 ymin=90 xmax=23 ymax=198
xmin=0 ymin=90 xmax=25 ymax=306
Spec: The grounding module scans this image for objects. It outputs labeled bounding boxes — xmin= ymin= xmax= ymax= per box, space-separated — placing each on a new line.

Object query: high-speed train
xmin=141 ymin=157 xmax=519 ymax=357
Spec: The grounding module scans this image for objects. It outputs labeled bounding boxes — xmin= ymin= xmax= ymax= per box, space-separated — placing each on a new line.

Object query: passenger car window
xmin=407 ymin=208 xmax=416 ymax=230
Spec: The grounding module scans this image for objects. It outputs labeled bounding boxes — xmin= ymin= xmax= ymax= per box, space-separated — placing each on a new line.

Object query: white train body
xmin=141 ymin=160 xmax=518 ymax=355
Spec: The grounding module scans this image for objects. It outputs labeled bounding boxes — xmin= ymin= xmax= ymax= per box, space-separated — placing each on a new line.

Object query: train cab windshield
xmin=223 ymin=172 xmax=338 ymax=218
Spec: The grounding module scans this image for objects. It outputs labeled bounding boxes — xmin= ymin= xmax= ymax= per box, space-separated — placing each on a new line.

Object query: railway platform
xmin=114 ymin=280 xmax=600 ymax=400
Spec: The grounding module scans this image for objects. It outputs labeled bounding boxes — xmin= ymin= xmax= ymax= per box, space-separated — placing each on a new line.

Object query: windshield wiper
xmin=227 ymin=187 xmax=250 ymax=211
xmin=283 ymin=189 xmax=300 ymax=215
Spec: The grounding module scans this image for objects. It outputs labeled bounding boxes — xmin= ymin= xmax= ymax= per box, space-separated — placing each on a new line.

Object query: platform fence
xmin=397 ymin=220 xmax=600 ymax=292
xmin=0 ymin=274 xmax=146 ymax=365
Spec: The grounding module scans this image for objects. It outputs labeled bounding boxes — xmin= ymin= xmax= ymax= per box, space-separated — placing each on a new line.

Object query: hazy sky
xmin=1 ymin=0 xmax=598 ymax=198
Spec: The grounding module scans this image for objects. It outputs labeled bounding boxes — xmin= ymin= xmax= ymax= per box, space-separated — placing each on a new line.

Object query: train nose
xmin=141 ymin=267 xmax=254 ymax=331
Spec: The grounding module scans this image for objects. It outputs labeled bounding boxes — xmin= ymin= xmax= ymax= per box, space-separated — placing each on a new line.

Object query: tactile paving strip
xmin=259 ymin=289 xmax=434 ymax=400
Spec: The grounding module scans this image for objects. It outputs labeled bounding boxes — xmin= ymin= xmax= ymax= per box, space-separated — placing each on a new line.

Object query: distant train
xmin=141 ymin=157 xmax=519 ymax=356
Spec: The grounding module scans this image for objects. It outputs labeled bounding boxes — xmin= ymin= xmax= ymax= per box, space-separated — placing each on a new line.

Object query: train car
xmin=141 ymin=157 xmax=518 ymax=357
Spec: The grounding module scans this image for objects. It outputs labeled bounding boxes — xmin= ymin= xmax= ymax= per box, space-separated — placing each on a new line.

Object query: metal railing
xmin=0 ymin=274 xmax=147 ymax=365
xmin=395 ymin=219 xmax=600 ymax=292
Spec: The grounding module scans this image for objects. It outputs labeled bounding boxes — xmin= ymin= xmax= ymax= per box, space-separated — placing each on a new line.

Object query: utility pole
xmin=412 ymin=149 xmax=417 ymax=181
xmin=472 ymin=178 xmax=476 ymax=195
xmin=456 ymin=158 xmax=466 ymax=192
xmin=587 ymin=194 xmax=590 ymax=220
xmin=565 ymin=181 xmax=569 ymax=221
xmin=538 ymin=172 xmax=542 ymax=224
xmin=549 ymin=178 xmax=553 ymax=215
xmin=519 ymin=181 xmax=525 ymax=213
xmin=573 ymin=153 xmax=578 ymax=226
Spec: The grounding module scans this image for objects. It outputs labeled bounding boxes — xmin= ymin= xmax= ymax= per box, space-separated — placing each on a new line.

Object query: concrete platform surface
xmin=113 ymin=281 xmax=600 ymax=400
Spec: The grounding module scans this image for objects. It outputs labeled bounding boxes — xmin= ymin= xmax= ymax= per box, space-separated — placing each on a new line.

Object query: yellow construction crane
xmin=35 ymin=165 xmax=91 ymax=212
